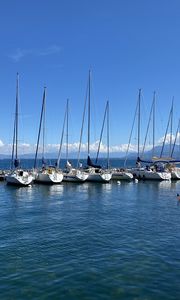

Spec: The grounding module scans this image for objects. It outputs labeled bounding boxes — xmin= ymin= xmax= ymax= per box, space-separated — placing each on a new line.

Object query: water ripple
xmin=0 ymin=181 xmax=180 ymax=299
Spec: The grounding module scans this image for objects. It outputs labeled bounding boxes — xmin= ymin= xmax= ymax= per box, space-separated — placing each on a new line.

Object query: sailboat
xmin=58 ymin=99 xmax=88 ymax=182
xmin=111 ymin=168 xmax=133 ymax=181
xmin=34 ymin=87 xmax=63 ymax=184
xmin=157 ymin=101 xmax=180 ymax=179
xmin=84 ymin=71 xmax=112 ymax=183
xmin=6 ymin=73 xmax=33 ymax=186
xmin=168 ymin=118 xmax=180 ymax=179
xmin=93 ymin=100 xmax=131 ymax=181
xmin=110 ymin=92 xmax=133 ymax=181
xmin=129 ymin=90 xmax=171 ymax=180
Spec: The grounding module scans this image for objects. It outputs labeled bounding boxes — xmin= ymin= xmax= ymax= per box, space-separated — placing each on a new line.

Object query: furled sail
xmin=87 ymin=155 xmax=101 ymax=169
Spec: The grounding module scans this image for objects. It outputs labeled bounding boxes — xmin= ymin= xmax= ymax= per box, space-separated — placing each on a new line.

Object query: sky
xmin=0 ymin=0 xmax=180 ymax=156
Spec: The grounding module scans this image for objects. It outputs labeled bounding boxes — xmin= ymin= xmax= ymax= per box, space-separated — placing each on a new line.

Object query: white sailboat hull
xmin=111 ymin=170 xmax=133 ymax=181
xmin=35 ymin=170 xmax=63 ymax=184
xmin=7 ymin=75 xmax=33 ymax=187
xmin=86 ymin=170 xmax=112 ymax=182
xmin=63 ymin=170 xmax=88 ymax=182
xmin=6 ymin=171 xmax=33 ymax=186
xmin=171 ymin=169 xmax=180 ymax=179
xmin=131 ymin=168 xmax=171 ymax=180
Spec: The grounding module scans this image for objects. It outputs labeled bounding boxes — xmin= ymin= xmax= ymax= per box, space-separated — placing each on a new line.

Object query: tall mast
xmin=87 ymin=70 xmax=91 ymax=156
xmin=137 ymin=89 xmax=141 ymax=159
xmin=34 ymin=87 xmax=46 ymax=169
xmin=171 ymin=118 xmax=180 ymax=158
xmin=11 ymin=115 xmax=16 ymax=169
xmin=169 ymin=97 xmax=174 ymax=156
xmin=66 ymin=99 xmax=69 ymax=163
xmin=152 ymin=91 xmax=156 ymax=158
xmin=160 ymin=100 xmax=173 ymax=158
xmin=124 ymin=97 xmax=139 ymax=167
xmin=77 ymin=82 xmax=88 ymax=168
xmin=11 ymin=73 xmax=19 ymax=169
xmin=107 ymin=101 xmax=110 ymax=169
xmin=142 ymin=92 xmax=155 ymax=158
xmin=15 ymin=73 xmax=19 ymax=162
xmin=56 ymin=101 xmax=68 ymax=168
xmin=96 ymin=101 xmax=108 ymax=164
xmin=42 ymin=88 xmax=46 ymax=165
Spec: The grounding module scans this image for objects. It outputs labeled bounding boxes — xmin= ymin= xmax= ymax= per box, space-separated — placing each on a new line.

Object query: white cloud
xmin=44 ymin=141 xmax=144 ymax=154
xmin=0 ymin=134 xmax=178 ymax=156
xmin=0 ymin=140 xmax=4 ymax=147
xmin=21 ymin=143 xmax=31 ymax=148
xmin=8 ymin=48 xmax=31 ymax=62
xmin=8 ymin=45 xmax=61 ymax=62
xmin=0 ymin=141 xmax=142 ymax=155
xmin=39 ymin=45 xmax=61 ymax=56
xmin=157 ymin=133 xmax=178 ymax=145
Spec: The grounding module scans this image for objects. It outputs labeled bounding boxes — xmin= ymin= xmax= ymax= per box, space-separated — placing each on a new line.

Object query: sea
xmin=1 ymin=158 xmax=180 ymax=300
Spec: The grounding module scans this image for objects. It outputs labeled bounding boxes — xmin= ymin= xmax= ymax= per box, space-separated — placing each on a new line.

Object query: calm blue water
xmin=0 ymin=158 xmax=132 ymax=170
xmin=1 ymin=159 xmax=180 ymax=299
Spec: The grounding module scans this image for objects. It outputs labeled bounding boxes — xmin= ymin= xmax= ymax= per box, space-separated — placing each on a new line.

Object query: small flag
xmin=66 ymin=160 xmax=72 ymax=168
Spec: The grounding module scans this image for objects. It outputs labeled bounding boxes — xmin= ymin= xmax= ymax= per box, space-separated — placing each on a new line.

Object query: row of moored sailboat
xmin=5 ymin=73 xmax=180 ymax=186
xmin=5 ymin=162 xmax=180 ymax=187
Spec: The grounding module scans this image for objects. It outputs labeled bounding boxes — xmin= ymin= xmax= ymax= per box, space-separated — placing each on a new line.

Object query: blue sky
xmin=0 ymin=0 xmax=180 ymax=155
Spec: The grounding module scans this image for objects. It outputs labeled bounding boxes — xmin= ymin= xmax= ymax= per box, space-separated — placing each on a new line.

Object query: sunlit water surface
xmin=0 ymin=163 xmax=180 ymax=299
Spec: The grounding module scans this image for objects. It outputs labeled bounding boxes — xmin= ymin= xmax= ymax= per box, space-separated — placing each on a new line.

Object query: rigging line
xmin=160 ymin=100 xmax=173 ymax=158
xmin=137 ymin=89 xmax=141 ymax=158
xmin=15 ymin=73 xmax=19 ymax=161
xmin=96 ymin=101 xmax=108 ymax=164
xmin=56 ymin=100 xmax=68 ymax=168
xmin=34 ymin=87 xmax=46 ymax=169
xmin=152 ymin=91 xmax=156 ymax=158
xmin=42 ymin=89 xmax=46 ymax=163
xmin=171 ymin=118 xmax=180 ymax=158
xmin=169 ymin=97 xmax=174 ymax=156
xmin=76 ymin=75 xmax=89 ymax=168
xmin=66 ymin=99 xmax=69 ymax=163
xmin=90 ymin=75 xmax=97 ymax=144
xmin=142 ymin=92 xmax=155 ymax=158
xmin=107 ymin=101 xmax=110 ymax=169
xmin=88 ymin=70 xmax=91 ymax=156
xmin=124 ymin=93 xmax=139 ymax=167
xmin=11 ymin=105 xmax=16 ymax=169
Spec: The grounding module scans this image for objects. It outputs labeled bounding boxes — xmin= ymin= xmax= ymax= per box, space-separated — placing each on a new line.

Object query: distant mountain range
xmin=141 ymin=144 xmax=180 ymax=160
xmin=0 ymin=151 xmax=125 ymax=160
xmin=0 ymin=143 xmax=179 ymax=160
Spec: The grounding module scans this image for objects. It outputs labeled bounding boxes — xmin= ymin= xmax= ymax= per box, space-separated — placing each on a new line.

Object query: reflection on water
xmin=158 ymin=180 xmax=175 ymax=190
xmin=134 ymin=179 xmax=180 ymax=192
xmin=80 ymin=182 xmax=113 ymax=193
xmin=40 ymin=183 xmax=64 ymax=198
xmin=14 ymin=185 xmax=34 ymax=201
xmin=4 ymin=179 xmax=180 ymax=205
xmin=1 ymin=179 xmax=180 ymax=299
xmin=3 ymin=184 xmax=34 ymax=202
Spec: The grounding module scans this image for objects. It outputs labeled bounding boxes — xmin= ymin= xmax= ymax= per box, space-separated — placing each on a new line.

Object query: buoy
xmin=117 ymin=181 xmax=121 ymax=185
xmin=135 ymin=178 xmax=138 ymax=183
xmin=177 ymin=193 xmax=180 ymax=201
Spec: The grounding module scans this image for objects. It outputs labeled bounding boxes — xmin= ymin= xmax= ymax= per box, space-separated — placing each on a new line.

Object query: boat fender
xmin=48 ymin=169 xmax=52 ymax=174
